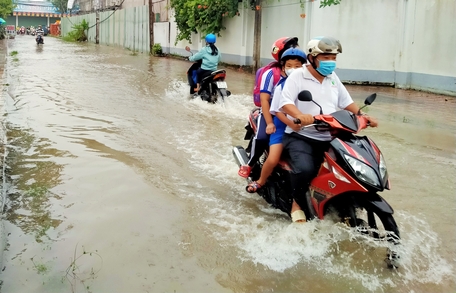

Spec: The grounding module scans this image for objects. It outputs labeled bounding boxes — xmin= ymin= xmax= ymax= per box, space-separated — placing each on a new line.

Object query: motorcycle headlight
xmin=344 ymin=154 xmax=381 ymax=187
xmin=379 ymin=153 xmax=387 ymax=180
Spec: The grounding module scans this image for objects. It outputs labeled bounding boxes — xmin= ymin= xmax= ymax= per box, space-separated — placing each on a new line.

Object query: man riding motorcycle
xmin=36 ymin=25 xmax=45 ymax=44
xmin=278 ymin=36 xmax=378 ymax=221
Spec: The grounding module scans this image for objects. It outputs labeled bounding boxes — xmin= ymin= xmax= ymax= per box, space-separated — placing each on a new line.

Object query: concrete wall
xmin=172 ymin=0 xmax=456 ymax=95
xmin=62 ymin=0 xmax=456 ymax=95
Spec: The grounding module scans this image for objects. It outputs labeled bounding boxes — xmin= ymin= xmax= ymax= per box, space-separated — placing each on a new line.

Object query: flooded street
xmin=0 ymin=36 xmax=455 ymax=293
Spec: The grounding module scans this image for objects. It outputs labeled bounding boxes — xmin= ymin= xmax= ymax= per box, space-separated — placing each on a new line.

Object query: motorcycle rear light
xmin=213 ymin=73 xmax=226 ymax=80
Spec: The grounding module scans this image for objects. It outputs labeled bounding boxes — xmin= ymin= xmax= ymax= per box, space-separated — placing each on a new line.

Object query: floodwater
xmin=0 ymin=35 xmax=455 ymax=293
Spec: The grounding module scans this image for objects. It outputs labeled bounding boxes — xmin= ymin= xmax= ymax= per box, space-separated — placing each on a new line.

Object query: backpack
xmin=253 ymin=62 xmax=282 ymax=107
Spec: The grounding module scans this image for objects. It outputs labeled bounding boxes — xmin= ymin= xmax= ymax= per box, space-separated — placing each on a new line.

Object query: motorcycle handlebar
xmin=293 ymin=118 xmax=316 ymax=125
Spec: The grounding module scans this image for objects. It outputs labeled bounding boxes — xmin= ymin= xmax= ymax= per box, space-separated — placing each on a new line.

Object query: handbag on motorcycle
xmin=253 ymin=63 xmax=281 ymax=107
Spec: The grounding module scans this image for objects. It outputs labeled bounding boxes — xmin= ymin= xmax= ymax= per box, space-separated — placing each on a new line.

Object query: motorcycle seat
xmin=201 ymin=69 xmax=226 ymax=83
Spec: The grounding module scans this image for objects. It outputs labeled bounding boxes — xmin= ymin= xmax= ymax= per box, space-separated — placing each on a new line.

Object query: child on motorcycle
xmin=245 ymin=48 xmax=307 ymax=222
xmin=238 ymin=37 xmax=299 ymax=178
xmin=188 ymin=34 xmax=221 ymax=93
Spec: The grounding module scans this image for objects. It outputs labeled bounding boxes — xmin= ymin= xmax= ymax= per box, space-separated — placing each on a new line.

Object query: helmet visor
xmin=317 ymin=37 xmax=342 ymax=54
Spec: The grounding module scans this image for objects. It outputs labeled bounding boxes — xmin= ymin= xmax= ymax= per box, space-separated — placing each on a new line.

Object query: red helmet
xmin=271 ymin=37 xmax=299 ymax=61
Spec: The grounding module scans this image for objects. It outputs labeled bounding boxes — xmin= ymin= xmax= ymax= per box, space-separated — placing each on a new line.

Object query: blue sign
xmin=14 ymin=3 xmax=59 ymax=13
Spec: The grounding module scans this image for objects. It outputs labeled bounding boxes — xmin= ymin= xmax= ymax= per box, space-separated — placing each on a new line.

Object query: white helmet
xmin=307 ymin=36 xmax=342 ymax=57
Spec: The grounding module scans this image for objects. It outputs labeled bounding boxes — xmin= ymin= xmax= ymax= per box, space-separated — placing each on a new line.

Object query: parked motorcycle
xmin=185 ymin=46 xmax=231 ymax=103
xmin=232 ymin=91 xmax=401 ymax=268
xmin=36 ymin=35 xmax=44 ymax=45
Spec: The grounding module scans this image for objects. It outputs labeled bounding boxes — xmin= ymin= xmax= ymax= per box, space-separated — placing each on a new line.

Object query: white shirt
xmin=279 ymin=65 xmax=353 ymax=141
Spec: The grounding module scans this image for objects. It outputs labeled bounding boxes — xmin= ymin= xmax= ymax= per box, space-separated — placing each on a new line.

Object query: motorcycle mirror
xmin=364 ymin=93 xmax=377 ymax=106
xmin=185 ymin=46 xmax=191 ymax=52
xmin=298 ymin=90 xmax=323 ymax=114
xmin=297 ymin=90 xmax=313 ymax=102
xmin=358 ymin=93 xmax=377 ymax=113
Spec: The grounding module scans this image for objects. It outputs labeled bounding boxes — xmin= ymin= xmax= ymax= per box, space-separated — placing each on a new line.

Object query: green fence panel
xmin=61 ymin=6 xmax=150 ymax=53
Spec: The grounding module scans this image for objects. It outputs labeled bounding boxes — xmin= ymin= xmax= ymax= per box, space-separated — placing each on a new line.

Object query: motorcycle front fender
xmin=360 ymin=193 xmax=394 ymax=214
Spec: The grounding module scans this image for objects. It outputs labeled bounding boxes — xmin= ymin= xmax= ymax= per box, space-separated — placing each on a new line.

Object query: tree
xmin=51 ymin=0 xmax=68 ymax=14
xmin=0 ymin=0 xmax=15 ymax=19
xmin=319 ymin=0 xmax=341 ymax=8
xmin=170 ymin=0 xmax=342 ymax=43
xmin=170 ymin=0 xmax=240 ymax=43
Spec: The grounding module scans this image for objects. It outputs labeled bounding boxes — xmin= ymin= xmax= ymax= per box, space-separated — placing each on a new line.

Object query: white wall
xmin=63 ymin=0 xmax=456 ymax=95
xmin=169 ymin=0 xmax=456 ymax=95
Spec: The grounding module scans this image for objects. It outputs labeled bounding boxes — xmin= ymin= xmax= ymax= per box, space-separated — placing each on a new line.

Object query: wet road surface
xmin=0 ymin=35 xmax=455 ymax=293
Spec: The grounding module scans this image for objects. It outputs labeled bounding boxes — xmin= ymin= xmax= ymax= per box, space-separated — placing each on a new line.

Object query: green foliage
xmin=9 ymin=50 xmax=18 ymax=56
xmin=152 ymin=43 xmax=163 ymax=55
xmin=31 ymin=257 xmax=50 ymax=274
xmin=0 ymin=0 xmax=15 ymax=19
xmin=170 ymin=0 xmax=240 ymax=43
xmin=249 ymin=0 xmax=342 ymax=9
xmin=0 ymin=25 xmax=6 ymax=39
xmin=170 ymin=0 xmax=341 ymax=43
xmin=66 ymin=19 xmax=89 ymax=42
xmin=50 ymin=0 xmax=68 ymax=14
xmin=319 ymin=0 xmax=341 ymax=8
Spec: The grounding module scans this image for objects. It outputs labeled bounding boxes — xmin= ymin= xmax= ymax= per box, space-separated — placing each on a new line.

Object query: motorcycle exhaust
xmin=232 ymin=146 xmax=249 ymax=167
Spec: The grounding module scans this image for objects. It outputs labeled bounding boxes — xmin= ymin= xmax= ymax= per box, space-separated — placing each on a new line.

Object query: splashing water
xmin=165 ymin=79 xmax=454 ymax=292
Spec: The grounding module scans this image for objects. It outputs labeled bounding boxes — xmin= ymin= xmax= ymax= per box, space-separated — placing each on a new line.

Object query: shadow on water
xmin=4 ymin=124 xmax=66 ymax=242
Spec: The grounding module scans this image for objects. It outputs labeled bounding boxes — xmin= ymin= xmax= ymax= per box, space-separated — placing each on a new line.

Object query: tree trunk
xmin=252 ymin=0 xmax=262 ymax=72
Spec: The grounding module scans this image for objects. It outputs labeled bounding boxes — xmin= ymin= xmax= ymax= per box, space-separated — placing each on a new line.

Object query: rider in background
xmin=238 ymin=37 xmax=299 ymax=178
xmin=36 ymin=25 xmax=45 ymax=43
xmin=278 ymin=36 xmax=378 ymax=221
xmin=188 ymin=33 xmax=221 ymax=93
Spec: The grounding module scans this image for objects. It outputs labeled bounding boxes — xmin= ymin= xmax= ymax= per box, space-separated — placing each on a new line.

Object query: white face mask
xmin=285 ymin=68 xmax=296 ymax=76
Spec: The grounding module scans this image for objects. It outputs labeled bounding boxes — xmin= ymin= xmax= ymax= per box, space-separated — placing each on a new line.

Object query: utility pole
xmin=252 ymin=0 xmax=262 ymax=72
xmin=95 ymin=0 xmax=99 ymax=44
xmin=149 ymin=0 xmax=155 ymax=53
xmin=95 ymin=10 xmax=99 ymax=44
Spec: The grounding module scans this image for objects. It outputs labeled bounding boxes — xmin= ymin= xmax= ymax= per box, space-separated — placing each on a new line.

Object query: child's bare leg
xmin=256 ymin=144 xmax=283 ymax=186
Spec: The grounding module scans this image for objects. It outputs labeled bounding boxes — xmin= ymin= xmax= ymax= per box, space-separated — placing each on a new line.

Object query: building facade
xmin=5 ymin=1 xmax=63 ymax=28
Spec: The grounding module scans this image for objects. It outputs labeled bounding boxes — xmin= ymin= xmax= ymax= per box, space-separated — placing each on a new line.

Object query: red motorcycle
xmin=233 ymin=91 xmax=401 ymax=268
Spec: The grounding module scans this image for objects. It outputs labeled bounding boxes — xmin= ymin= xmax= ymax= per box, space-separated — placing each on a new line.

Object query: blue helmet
xmin=280 ymin=47 xmax=307 ymax=63
xmin=205 ymin=33 xmax=216 ymax=44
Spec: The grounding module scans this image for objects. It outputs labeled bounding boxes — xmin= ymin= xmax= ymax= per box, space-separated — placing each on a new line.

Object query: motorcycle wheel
xmin=353 ymin=206 xmax=401 ymax=268
xmin=306 ymin=193 xmax=401 ymax=267
xmin=351 ymin=206 xmax=400 ymax=242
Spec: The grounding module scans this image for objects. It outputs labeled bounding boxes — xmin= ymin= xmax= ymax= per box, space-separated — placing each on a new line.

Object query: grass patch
xmin=61 ymin=35 xmax=76 ymax=42
xmin=65 ymin=245 xmax=103 ymax=292
xmin=13 ymin=57 xmax=19 ymax=62
xmin=31 ymin=257 xmax=50 ymax=275
xmin=10 ymin=50 xmax=18 ymax=56
xmin=26 ymin=186 xmax=49 ymax=198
